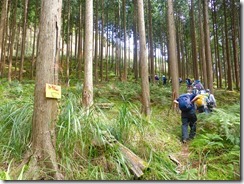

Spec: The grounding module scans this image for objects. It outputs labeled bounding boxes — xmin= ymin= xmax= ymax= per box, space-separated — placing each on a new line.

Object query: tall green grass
xmin=0 ymin=79 xmax=240 ymax=180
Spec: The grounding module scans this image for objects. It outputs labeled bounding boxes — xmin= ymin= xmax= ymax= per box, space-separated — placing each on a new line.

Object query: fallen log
xmin=93 ymin=131 xmax=148 ymax=178
xmin=117 ymin=141 xmax=148 ymax=178
xmin=95 ymin=103 xmax=114 ymax=109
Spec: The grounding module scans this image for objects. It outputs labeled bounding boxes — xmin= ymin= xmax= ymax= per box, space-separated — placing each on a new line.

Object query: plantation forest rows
xmin=0 ymin=0 xmax=240 ymax=181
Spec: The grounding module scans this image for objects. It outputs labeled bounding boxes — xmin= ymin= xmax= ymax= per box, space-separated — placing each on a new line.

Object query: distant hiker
xmin=191 ymin=91 xmax=209 ymax=113
xmin=174 ymin=90 xmax=197 ymax=143
xmin=186 ymin=78 xmax=192 ymax=89
xmin=162 ymin=75 xmax=167 ymax=85
xmin=155 ymin=75 xmax=159 ymax=82
xmin=206 ymin=89 xmax=217 ymax=112
xmin=179 ymin=77 xmax=182 ymax=84
xmin=192 ymin=79 xmax=204 ymax=91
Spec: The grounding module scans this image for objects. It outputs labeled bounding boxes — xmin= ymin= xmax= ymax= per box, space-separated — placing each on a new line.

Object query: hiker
xmin=162 ymin=75 xmax=167 ymax=85
xmin=191 ymin=91 xmax=209 ymax=113
xmin=206 ymin=89 xmax=217 ymax=111
xmin=192 ymin=86 xmax=198 ymax=95
xmin=192 ymin=79 xmax=204 ymax=91
xmin=179 ymin=77 xmax=182 ymax=84
xmin=174 ymin=90 xmax=197 ymax=143
xmin=155 ymin=74 xmax=159 ymax=83
xmin=186 ymin=78 xmax=192 ymax=89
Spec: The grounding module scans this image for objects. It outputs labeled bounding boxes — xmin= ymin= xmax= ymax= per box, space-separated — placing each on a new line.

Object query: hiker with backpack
xmin=192 ymin=80 xmax=204 ymax=91
xmin=186 ymin=78 xmax=192 ymax=89
xmin=206 ymin=89 xmax=217 ymax=112
xmin=191 ymin=91 xmax=209 ymax=113
xmin=162 ymin=75 xmax=167 ymax=85
xmin=174 ymin=90 xmax=197 ymax=143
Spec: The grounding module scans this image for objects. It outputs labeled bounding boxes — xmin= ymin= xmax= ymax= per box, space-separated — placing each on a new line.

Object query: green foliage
xmin=0 ymin=79 xmax=240 ymax=180
xmin=199 ymin=104 xmax=240 ymax=145
xmin=0 ymin=81 xmax=33 ymax=161
xmin=189 ymin=102 xmax=240 ymax=180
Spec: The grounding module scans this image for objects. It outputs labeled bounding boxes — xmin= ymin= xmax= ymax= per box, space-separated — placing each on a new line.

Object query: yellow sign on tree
xmin=46 ymin=83 xmax=61 ymax=99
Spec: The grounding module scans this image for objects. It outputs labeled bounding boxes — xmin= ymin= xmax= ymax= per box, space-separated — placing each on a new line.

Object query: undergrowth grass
xmin=0 ymin=79 xmax=240 ymax=180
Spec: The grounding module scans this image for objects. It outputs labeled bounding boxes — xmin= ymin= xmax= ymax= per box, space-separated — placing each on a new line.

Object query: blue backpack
xmin=178 ymin=94 xmax=193 ymax=111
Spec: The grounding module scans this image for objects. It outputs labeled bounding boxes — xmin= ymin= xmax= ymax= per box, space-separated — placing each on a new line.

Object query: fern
xmin=202 ymin=103 xmax=239 ymax=147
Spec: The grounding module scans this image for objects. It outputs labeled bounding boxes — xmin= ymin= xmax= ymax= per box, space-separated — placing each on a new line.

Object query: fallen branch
xmin=93 ymin=131 xmax=148 ymax=178
xmin=95 ymin=103 xmax=114 ymax=109
xmin=169 ymin=154 xmax=181 ymax=166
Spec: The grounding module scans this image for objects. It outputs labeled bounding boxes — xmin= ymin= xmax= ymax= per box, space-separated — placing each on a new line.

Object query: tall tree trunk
xmin=221 ymin=29 xmax=227 ymax=88
xmin=133 ymin=0 xmax=138 ymax=81
xmin=66 ymin=0 xmax=71 ymax=86
xmin=94 ymin=0 xmax=98 ymax=83
xmin=100 ymin=0 xmax=104 ymax=81
xmin=15 ymin=23 xmax=21 ymax=74
xmin=78 ymin=1 xmax=83 ymax=80
xmin=74 ymin=26 xmax=78 ymax=59
xmin=212 ymin=1 xmax=218 ymax=87
xmin=203 ymin=0 xmax=213 ymax=92
xmin=213 ymin=0 xmax=222 ymax=88
xmin=61 ymin=3 xmax=66 ymax=66
xmin=168 ymin=0 xmax=179 ymax=98
xmin=1 ymin=1 xmax=9 ymax=78
xmin=115 ymin=3 xmax=121 ymax=78
xmin=105 ymin=6 xmax=109 ymax=81
xmin=8 ymin=0 xmax=18 ymax=82
xmin=19 ymin=0 xmax=29 ymax=81
xmin=31 ymin=0 xmax=39 ymax=80
xmin=231 ymin=0 xmax=240 ymax=90
xmin=26 ymin=0 xmax=63 ymax=180
xmin=223 ymin=0 xmax=232 ymax=90
xmin=0 ymin=0 xmax=8 ymax=76
xmin=137 ymin=0 xmax=150 ymax=116
xmin=148 ymin=0 xmax=154 ymax=84
xmin=82 ymin=0 xmax=93 ymax=110
xmin=199 ymin=0 xmax=207 ymax=89
xmin=181 ymin=33 xmax=185 ymax=80
xmin=122 ymin=0 xmax=127 ymax=81
xmin=176 ymin=18 xmax=181 ymax=79
xmin=190 ymin=0 xmax=199 ymax=80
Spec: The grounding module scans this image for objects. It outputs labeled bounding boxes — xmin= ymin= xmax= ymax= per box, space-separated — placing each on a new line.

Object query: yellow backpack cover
xmin=195 ymin=94 xmax=207 ymax=107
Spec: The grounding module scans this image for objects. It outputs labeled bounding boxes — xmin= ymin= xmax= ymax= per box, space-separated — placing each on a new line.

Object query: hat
xmin=206 ymin=89 xmax=210 ymax=92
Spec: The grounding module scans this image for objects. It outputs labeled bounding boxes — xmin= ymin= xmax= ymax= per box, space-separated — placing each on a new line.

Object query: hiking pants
xmin=181 ymin=113 xmax=197 ymax=141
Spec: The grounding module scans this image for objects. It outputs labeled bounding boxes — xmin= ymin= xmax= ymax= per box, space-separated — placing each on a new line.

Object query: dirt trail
xmin=169 ymin=142 xmax=191 ymax=174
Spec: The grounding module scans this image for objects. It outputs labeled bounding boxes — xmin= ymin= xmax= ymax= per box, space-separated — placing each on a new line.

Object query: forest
xmin=0 ymin=0 xmax=241 ymax=181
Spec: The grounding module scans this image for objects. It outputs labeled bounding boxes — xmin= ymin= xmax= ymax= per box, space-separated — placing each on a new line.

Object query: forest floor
xmin=0 ymin=78 xmax=240 ymax=180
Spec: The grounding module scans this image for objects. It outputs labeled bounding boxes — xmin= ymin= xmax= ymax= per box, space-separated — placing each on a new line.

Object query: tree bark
xmin=94 ymin=0 xmax=99 ymax=83
xmin=133 ymin=0 xmax=138 ymax=81
xmin=8 ymin=0 xmax=18 ymax=82
xmin=168 ymin=0 xmax=179 ymax=98
xmin=100 ymin=0 xmax=104 ymax=81
xmin=78 ymin=1 xmax=83 ymax=80
xmin=0 ymin=0 xmax=8 ymax=76
xmin=223 ymin=0 xmax=232 ymax=90
xmin=231 ymin=0 xmax=240 ymax=90
xmin=190 ymin=0 xmax=199 ymax=80
xmin=199 ymin=0 xmax=207 ymax=88
xmin=137 ymin=0 xmax=150 ymax=116
xmin=203 ymin=0 xmax=213 ymax=92
xmin=19 ymin=0 xmax=29 ymax=81
xmin=22 ymin=0 xmax=63 ymax=180
xmin=148 ymin=0 xmax=154 ymax=84
xmin=122 ymin=0 xmax=127 ymax=81
xmin=82 ymin=0 xmax=93 ymax=110
xmin=66 ymin=0 xmax=71 ymax=86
